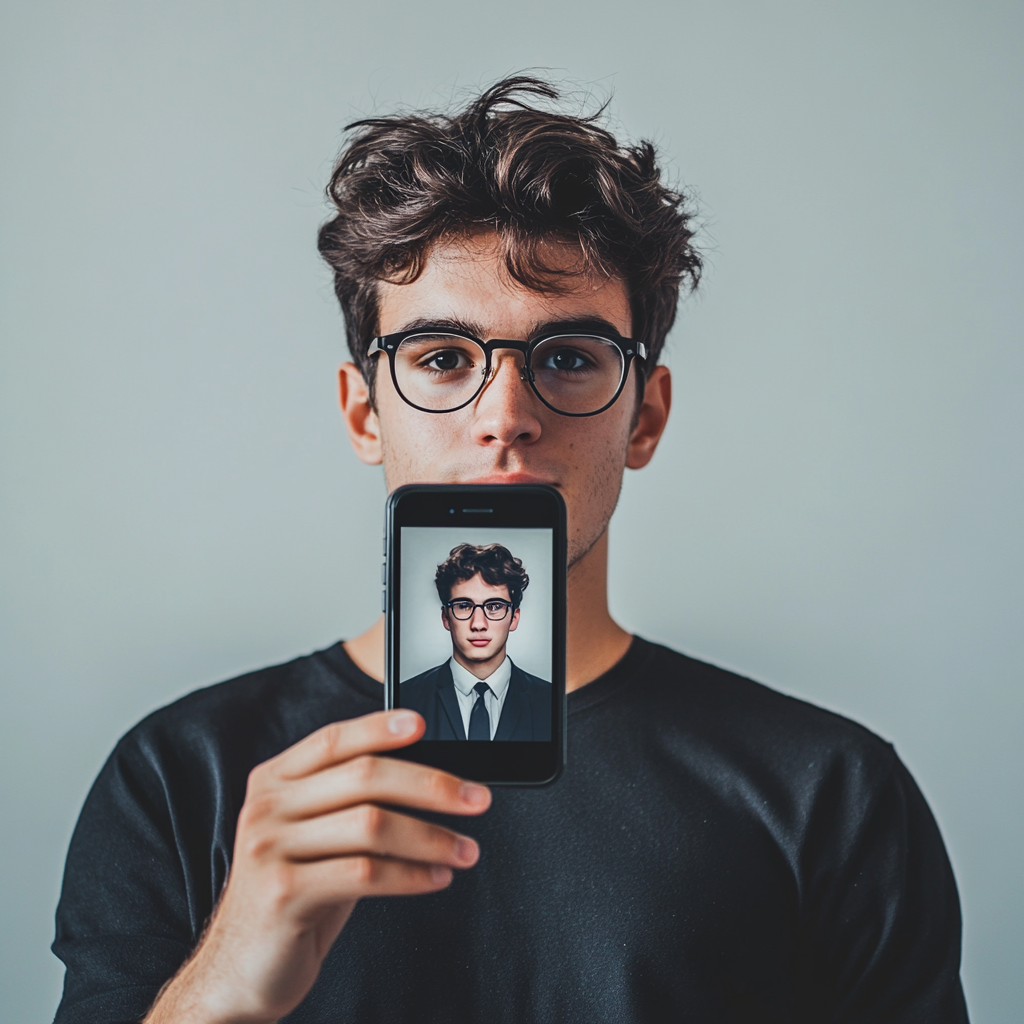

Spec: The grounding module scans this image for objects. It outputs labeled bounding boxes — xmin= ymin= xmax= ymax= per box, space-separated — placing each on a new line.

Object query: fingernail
xmin=431 ymin=865 xmax=453 ymax=886
xmin=455 ymin=837 xmax=478 ymax=864
xmin=460 ymin=782 xmax=490 ymax=807
xmin=388 ymin=711 xmax=419 ymax=736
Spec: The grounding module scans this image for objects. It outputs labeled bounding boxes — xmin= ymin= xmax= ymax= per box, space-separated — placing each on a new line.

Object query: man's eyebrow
xmin=527 ymin=316 xmax=626 ymax=340
xmin=388 ymin=316 xmax=485 ymax=337
xmin=387 ymin=315 xmax=627 ymax=340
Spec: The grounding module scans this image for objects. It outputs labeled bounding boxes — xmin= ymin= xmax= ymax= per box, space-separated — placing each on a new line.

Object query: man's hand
xmin=145 ymin=709 xmax=490 ymax=1024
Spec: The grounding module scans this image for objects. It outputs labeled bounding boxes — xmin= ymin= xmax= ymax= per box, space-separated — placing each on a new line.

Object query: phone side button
xmin=381 ymin=588 xmax=387 ymax=612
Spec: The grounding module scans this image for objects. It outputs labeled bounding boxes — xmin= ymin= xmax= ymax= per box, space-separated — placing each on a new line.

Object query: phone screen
xmin=398 ymin=526 xmax=553 ymax=740
xmin=385 ymin=485 xmax=566 ymax=784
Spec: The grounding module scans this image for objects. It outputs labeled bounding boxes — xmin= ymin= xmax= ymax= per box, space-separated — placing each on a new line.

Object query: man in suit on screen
xmin=401 ymin=543 xmax=551 ymax=741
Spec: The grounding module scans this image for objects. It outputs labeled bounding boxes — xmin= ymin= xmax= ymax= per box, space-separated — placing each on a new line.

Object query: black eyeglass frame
xmin=367 ymin=328 xmax=648 ymax=417
xmin=443 ymin=598 xmax=515 ymax=621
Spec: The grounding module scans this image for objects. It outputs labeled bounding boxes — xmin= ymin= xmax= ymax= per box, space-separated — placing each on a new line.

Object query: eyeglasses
xmin=367 ymin=327 xmax=647 ymax=417
xmin=445 ymin=598 xmax=514 ymax=621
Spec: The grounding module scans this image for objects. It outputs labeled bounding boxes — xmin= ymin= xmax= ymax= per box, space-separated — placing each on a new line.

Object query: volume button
xmin=381 ymin=562 xmax=387 ymax=584
xmin=381 ymin=588 xmax=387 ymax=612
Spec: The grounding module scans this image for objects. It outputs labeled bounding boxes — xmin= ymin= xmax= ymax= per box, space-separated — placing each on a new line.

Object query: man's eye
xmin=541 ymin=348 xmax=590 ymax=372
xmin=451 ymin=601 xmax=474 ymax=613
xmin=421 ymin=349 xmax=471 ymax=372
xmin=483 ymin=602 xmax=506 ymax=614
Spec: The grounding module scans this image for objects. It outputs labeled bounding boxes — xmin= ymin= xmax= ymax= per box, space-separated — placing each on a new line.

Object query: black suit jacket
xmin=400 ymin=659 xmax=551 ymax=741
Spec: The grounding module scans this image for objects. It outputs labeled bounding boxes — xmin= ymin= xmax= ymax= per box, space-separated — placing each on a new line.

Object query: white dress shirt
xmin=449 ymin=655 xmax=512 ymax=740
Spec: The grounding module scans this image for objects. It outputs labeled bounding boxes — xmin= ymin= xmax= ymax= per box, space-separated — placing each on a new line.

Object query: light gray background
xmin=398 ymin=528 xmax=553 ymax=682
xmin=1 ymin=2 xmax=1021 ymax=1020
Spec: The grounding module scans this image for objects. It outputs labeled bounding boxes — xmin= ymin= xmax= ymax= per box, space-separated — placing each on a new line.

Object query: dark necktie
xmin=468 ymin=681 xmax=492 ymax=741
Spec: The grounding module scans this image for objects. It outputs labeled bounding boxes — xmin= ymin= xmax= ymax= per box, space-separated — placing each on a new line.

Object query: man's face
xmin=369 ymin=232 xmax=642 ymax=566
xmin=441 ymin=574 xmax=520 ymax=668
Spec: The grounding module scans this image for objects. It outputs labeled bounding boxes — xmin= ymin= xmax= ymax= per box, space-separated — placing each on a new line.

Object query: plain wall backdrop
xmin=1 ymin=1 xmax=1021 ymax=1020
xmin=398 ymin=528 xmax=553 ymax=682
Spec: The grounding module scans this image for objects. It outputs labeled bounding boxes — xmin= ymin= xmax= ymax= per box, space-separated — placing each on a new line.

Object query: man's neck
xmin=451 ymin=646 xmax=507 ymax=680
xmin=344 ymin=529 xmax=632 ymax=693
xmin=562 ymin=528 xmax=632 ymax=690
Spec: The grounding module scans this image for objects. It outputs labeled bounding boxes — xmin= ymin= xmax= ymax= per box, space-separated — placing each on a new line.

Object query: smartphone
xmin=383 ymin=483 xmax=567 ymax=785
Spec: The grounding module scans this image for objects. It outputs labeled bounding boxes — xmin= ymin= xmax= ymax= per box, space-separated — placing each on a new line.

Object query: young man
xmin=401 ymin=542 xmax=551 ymax=741
xmin=53 ymin=78 xmax=968 ymax=1023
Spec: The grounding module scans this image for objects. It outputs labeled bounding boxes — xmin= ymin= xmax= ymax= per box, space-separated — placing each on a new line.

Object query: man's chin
xmin=455 ymin=644 xmax=502 ymax=664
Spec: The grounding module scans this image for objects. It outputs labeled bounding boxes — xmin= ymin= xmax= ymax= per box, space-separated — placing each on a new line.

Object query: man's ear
xmin=508 ymin=608 xmax=520 ymax=632
xmin=441 ymin=609 xmax=451 ymax=633
xmin=338 ymin=362 xmax=382 ymax=465
xmin=626 ymin=365 xmax=672 ymax=470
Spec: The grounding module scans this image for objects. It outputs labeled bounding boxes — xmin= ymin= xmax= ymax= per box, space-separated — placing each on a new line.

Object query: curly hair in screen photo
xmin=317 ymin=75 xmax=702 ymax=404
xmin=435 ymin=543 xmax=530 ymax=611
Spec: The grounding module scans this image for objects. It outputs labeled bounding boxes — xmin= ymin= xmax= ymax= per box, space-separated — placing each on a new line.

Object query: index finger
xmin=273 ymin=710 xmax=427 ymax=779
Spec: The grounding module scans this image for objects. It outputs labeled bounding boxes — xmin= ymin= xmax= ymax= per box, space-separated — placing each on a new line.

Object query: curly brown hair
xmin=435 ymin=543 xmax=530 ymax=610
xmin=317 ymin=75 xmax=701 ymax=391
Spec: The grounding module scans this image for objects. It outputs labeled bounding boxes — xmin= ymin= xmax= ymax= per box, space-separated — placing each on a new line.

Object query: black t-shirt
xmin=52 ymin=637 xmax=968 ymax=1023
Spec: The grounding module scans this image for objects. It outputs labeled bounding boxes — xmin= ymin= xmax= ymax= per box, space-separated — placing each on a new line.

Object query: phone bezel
xmin=384 ymin=483 xmax=567 ymax=785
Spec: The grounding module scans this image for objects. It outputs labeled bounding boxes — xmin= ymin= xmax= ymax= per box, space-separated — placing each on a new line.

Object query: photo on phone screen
xmin=398 ymin=528 xmax=553 ymax=742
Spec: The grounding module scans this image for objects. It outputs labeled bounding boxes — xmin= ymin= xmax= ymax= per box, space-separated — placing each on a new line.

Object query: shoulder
xmin=509 ymin=662 xmax=551 ymax=694
xmin=634 ymin=636 xmax=887 ymax=736
xmin=595 ymin=637 xmax=899 ymax=795
xmin=107 ymin=642 xmax=381 ymax=790
xmin=596 ymin=639 xmax=943 ymax=879
xmin=400 ymin=662 xmax=450 ymax=696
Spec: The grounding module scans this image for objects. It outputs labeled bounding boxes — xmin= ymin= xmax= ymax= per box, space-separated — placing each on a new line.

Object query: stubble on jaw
xmin=564 ymin=433 xmax=630 ymax=572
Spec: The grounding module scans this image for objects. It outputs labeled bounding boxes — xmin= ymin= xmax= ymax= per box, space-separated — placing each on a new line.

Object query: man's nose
xmin=469 ymin=607 xmax=489 ymax=629
xmin=470 ymin=351 xmax=542 ymax=446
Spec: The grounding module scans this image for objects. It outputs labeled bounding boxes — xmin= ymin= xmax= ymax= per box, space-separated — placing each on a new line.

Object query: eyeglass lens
xmin=448 ymin=600 xmax=511 ymax=620
xmin=392 ymin=334 xmax=625 ymax=414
